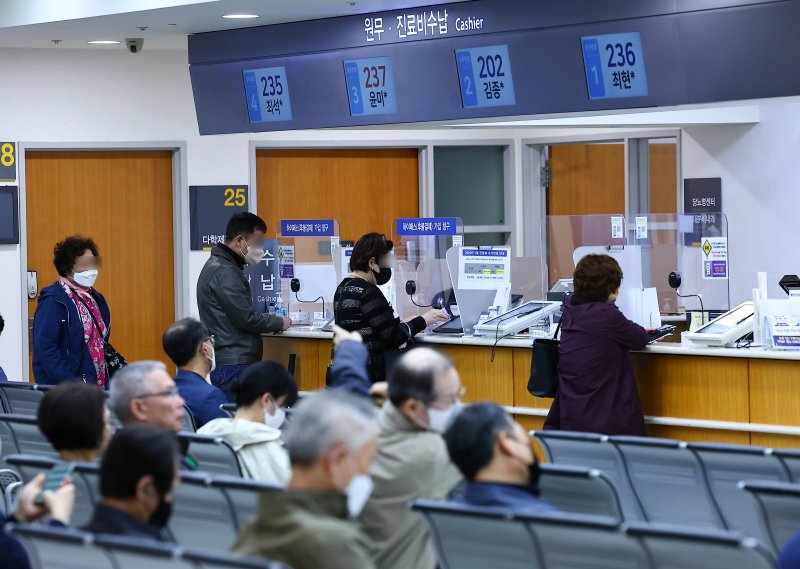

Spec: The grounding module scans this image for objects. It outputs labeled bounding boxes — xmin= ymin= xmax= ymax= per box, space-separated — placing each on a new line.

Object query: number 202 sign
xmin=456 ymin=45 xmax=516 ymax=108
xmin=343 ymin=57 xmax=398 ymax=116
xmin=581 ymin=32 xmax=648 ymax=100
xmin=243 ymin=66 xmax=293 ymax=123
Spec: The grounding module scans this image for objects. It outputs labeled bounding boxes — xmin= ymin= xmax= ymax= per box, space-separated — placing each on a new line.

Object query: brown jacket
xmin=358 ymin=402 xmax=463 ymax=569
xmin=232 ymin=489 xmax=375 ymax=569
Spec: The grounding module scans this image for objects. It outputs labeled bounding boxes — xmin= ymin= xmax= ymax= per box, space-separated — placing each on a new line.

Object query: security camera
xmin=125 ymin=38 xmax=144 ymax=54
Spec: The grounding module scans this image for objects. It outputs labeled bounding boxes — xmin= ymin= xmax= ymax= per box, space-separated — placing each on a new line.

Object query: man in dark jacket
xmin=197 ymin=213 xmax=290 ymax=398
xmin=82 ymin=425 xmax=179 ymax=540
xmin=162 ymin=318 xmax=227 ymax=428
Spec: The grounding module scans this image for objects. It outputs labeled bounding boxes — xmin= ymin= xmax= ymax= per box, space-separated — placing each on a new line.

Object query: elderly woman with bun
xmin=544 ymin=254 xmax=650 ymax=436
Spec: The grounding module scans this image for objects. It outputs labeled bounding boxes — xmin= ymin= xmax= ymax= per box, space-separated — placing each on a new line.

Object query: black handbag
xmin=527 ymin=319 xmax=562 ymax=398
xmin=75 ymin=295 xmax=128 ymax=379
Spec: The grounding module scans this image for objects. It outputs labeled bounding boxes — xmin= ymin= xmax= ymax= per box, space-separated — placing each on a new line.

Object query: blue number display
xmin=343 ymin=57 xmax=398 ymax=116
xmin=581 ymin=32 xmax=648 ymax=100
xmin=455 ymin=45 xmax=516 ymax=108
xmin=243 ymin=66 xmax=293 ymax=123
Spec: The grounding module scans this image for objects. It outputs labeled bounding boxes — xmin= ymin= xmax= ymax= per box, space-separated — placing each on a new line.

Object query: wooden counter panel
xmin=512 ymin=348 xmax=556 ymax=410
xmin=645 ymin=425 xmax=750 ymax=446
xmin=749 ymin=359 xmax=800 ymax=426
xmin=436 ymin=344 xmax=514 ymax=406
xmin=632 ymin=354 xmax=749 ymax=422
xmin=751 ymin=434 xmax=800 ymax=449
xmin=262 ymin=337 xmax=328 ymax=392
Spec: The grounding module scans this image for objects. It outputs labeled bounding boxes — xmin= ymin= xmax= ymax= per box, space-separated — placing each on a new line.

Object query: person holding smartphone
xmin=1 ymin=471 xmax=75 ymax=569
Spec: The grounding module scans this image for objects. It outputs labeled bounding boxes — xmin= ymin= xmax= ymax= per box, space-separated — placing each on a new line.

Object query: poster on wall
xmin=458 ymin=247 xmax=511 ymax=290
xmin=190 ymin=185 xmax=248 ymax=250
xmin=245 ymin=238 xmax=280 ymax=313
xmin=683 ymin=177 xmax=723 ymax=246
xmin=701 ymin=236 xmax=728 ymax=280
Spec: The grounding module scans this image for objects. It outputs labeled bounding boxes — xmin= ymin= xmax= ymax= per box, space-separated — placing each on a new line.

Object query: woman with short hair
xmin=544 ymin=254 xmax=650 ymax=436
xmin=32 ymin=236 xmax=112 ymax=386
xmin=38 ymin=382 xmax=112 ymax=462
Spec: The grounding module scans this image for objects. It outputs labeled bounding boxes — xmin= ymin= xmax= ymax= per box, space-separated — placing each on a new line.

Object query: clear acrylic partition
xmin=629 ymin=212 xmax=730 ymax=314
xmin=392 ymin=217 xmax=464 ymax=320
xmin=510 ymin=256 xmax=548 ymax=303
xmin=278 ymin=219 xmax=341 ymax=327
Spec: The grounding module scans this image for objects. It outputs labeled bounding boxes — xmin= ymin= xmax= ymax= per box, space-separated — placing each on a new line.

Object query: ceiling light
xmin=222 ymin=14 xmax=259 ymax=19
xmin=87 ymin=40 xmax=121 ymax=44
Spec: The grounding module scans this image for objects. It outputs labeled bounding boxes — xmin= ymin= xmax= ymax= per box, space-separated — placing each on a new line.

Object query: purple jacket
xmin=544 ymin=296 xmax=649 ymax=436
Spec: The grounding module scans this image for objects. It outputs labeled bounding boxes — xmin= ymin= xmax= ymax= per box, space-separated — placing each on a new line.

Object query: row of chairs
xmin=0 ymin=413 xmax=242 ymax=476
xmin=533 ymin=430 xmax=800 ymax=550
xmin=7 ymin=453 xmax=280 ymax=551
xmin=7 ymin=522 xmax=289 ymax=569
xmin=413 ymin=499 xmax=777 ymax=569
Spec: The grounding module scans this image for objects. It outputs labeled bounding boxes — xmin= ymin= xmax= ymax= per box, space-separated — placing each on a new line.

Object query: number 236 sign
xmin=581 ymin=32 xmax=648 ymax=100
xmin=189 ymin=185 xmax=248 ymax=251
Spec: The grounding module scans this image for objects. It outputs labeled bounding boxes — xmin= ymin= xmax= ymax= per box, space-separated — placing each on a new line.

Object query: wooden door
xmin=26 ymin=150 xmax=175 ymax=380
xmin=546 ymin=143 xmax=625 ymax=285
xmin=256 ymin=148 xmax=419 ymax=244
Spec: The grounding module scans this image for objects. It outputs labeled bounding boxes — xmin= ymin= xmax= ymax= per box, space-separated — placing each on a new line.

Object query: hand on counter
xmin=422 ymin=308 xmax=450 ymax=327
xmin=281 ymin=316 xmax=292 ymax=331
xmin=333 ymin=325 xmax=363 ymax=346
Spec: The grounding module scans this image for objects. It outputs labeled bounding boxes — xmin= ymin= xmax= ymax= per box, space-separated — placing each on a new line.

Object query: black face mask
xmin=149 ymin=495 xmax=173 ymax=528
xmin=372 ymin=267 xmax=392 ymax=286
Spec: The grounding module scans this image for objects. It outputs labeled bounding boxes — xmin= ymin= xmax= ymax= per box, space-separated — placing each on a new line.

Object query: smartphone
xmin=34 ymin=462 xmax=75 ymax=506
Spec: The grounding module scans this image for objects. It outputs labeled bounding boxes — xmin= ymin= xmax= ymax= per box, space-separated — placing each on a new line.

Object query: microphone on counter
xmin=405 ymin=280 xmax=442 ymax=309
xmin=669 ymin=271 xmax=706 ymax=324
xmin=291 ymin=278 xmax=326 ymax=318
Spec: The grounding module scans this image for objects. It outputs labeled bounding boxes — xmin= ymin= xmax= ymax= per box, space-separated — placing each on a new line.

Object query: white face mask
xmin=264 ymin=405 xmax=286 ymax=430
xmin=73 ymin=269 xmax=98 ymax=288
xmin=205 ymin=345 xmax=216 ymax=383
xmin=427 ymin=401 xmax=462 ymax=433
xmin=345 ymin=472 xmax=374 ymax=519
xmin=240 ymin=240 xmax=264 ymax=266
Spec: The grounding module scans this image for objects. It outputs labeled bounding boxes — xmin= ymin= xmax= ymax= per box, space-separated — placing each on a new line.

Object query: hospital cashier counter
xmin=263 ymin=324 xmax=800 ymax=450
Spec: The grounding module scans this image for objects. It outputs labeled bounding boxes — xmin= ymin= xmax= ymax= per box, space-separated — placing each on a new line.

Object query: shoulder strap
xmin=553 ymin=317 xmax=563 ymax=340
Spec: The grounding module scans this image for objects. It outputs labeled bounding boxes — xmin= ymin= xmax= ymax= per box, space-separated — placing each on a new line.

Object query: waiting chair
xmin=220 ymin=403 xmax=237 ymax=418
xmin=0 ymin=383 xmax=45 ymax=415
xmin=182 ymin=405 xmax=197 ymax=432
xmin=627 ymin=521 xmax=777 ymax=569
xmin=167 ymin=471 xmax=239 ymax=551
xmin=0 ymin=414 xmax=57 ymax=456
xmin=6 ymin=453 xmax=99 ymax=527
xmin=610 ymin=436 xmax=724 ymax=528
xmin=412 ymin=500 xmax=542 ymax=569
xmin=0 ymin=467 xmax=21 ymax=515
xmin=689 ymin=442 xmax=789 ymax=542
xmin=525 ymin=510 xmax=650 ymax=569
xmin=177 ymin=432 xmax=242 ymax=477
xmin=773 ymin=449 xmax=800 ymax=483
xmin=532 ymin=430 xmax=645 ymax=520
xmin=7 ymin=523 xmax=114 ymax=569
xmin=741 ymin=480 xmax=800 ymax=553
xmin=210 ymin=475 xmax=283 ymax=530
xmin=538 ymin=463 xmax=624 ymax=520
xmin=94 ymin=533 xmax=195 ymax=569
xmin=184 ymin=548 xmax=292 ymax=569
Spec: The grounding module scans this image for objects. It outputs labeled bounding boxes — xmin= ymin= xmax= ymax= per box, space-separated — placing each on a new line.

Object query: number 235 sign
xmin=189 ymin=185 xmax=248 ymax=251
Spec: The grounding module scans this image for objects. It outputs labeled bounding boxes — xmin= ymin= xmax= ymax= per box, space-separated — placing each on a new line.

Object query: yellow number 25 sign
xmin=0 ymin=142 xmax=16 ymax=181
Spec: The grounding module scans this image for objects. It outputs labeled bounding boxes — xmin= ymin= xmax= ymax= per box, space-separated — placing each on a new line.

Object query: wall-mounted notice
xmin=396 ymin=217 xmax=458 ymax=235
xmin=280 ymin=219 xmax=335 ymax=237
xmin=278 ymin=245 xmax=295 ymax=279
xmin=0 ymin=142 xmax=16 ymax=181
xmin=635 ymin=216 xmax=648 ymax=240
xmin=190 ymin=185 xmax=248 ymax=250
xmin=458 ymin=247 xmax=511 ymax=290
xmin=0 ymin=186 xmax=19 ymax=244
xmin=455 ymin=44 xmax=516 ymax=108
xmin=701 ymin=236 xmax=728 ymax=280
xmin=343 ymin=56 xmax=398 ymax=115
xmin=611 ymin=216 xmax=624 ymax=239
xmin=582 ymin=32 xmax=648 ymax=99
xmin=243 ymin=66 xmax=293 ymax=123
xmin=245 ymin=238 xmax=280 ymax=312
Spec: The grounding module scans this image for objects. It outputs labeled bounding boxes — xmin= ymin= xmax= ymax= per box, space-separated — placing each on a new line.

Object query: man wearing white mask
xmin=232 ymin=390 xmax=378 ymax=569
xmin=197 ymin=212 xmax=291 ymax=400
xmin=162 ymin=318 xmax=227 ymax=429
xmin=199 ymin=360 xmax=296 ymax=485
xmin=359 ymin=347 xmax=463 ymax=569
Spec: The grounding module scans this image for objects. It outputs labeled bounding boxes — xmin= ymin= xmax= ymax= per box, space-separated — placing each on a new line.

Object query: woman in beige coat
xmin=198 ymin=360 xmax=296 ymax=485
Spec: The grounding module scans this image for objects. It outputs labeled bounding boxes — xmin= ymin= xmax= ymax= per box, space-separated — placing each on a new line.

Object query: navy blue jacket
xmin=329 ymin=340 xmax=371 ymax=398
xmin=781 ymin=527 xmax=800 ymax=569
xmin=32 ymin=282 xmax=111 ymax=385
xmin=0 ymin=513 xmax=31 ymax=569
xmin=451 ymin=481 xmax=558 ymax=515
xmin=174 ymin=369 xmax=227 ymax=428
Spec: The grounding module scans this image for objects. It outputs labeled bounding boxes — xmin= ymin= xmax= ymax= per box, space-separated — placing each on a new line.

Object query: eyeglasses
xmin=136 ymin=386 xmax=180 ymax=400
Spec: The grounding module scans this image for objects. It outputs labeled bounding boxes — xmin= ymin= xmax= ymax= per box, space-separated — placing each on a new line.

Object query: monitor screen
xmin=696 ymin=303 xmax=754 ymax=335
xmin=483 ymin=302 xmax=546 ymax=325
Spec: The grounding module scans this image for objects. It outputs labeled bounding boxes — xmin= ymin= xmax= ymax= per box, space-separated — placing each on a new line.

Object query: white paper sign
xmin=768 ymin=314 xmax=800 ymax=349
xmin=458 ymin=247 xmax=511 ymax=290
xmin=611 ymin=216 xmax=624 ymax=239
xmin=701 ymin=236 xmax=728 ymax=280
xmin=452 ymin=235 xmax=463 ymax=248
xmin=278 ymin=245 xmax=295 ymax=279
xmin=635 ymin=216 xmax=648 ymax=240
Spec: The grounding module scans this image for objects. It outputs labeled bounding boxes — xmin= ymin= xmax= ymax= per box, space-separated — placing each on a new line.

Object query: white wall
xmin=1 ymin=45 xmax=798 ymax=379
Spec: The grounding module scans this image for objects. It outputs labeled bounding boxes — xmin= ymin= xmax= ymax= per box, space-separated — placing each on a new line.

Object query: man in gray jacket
xmin=197 ymin=212 xmax=289 ymax=398
xmin=358 ymin=347 xmax=463 ymax=569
